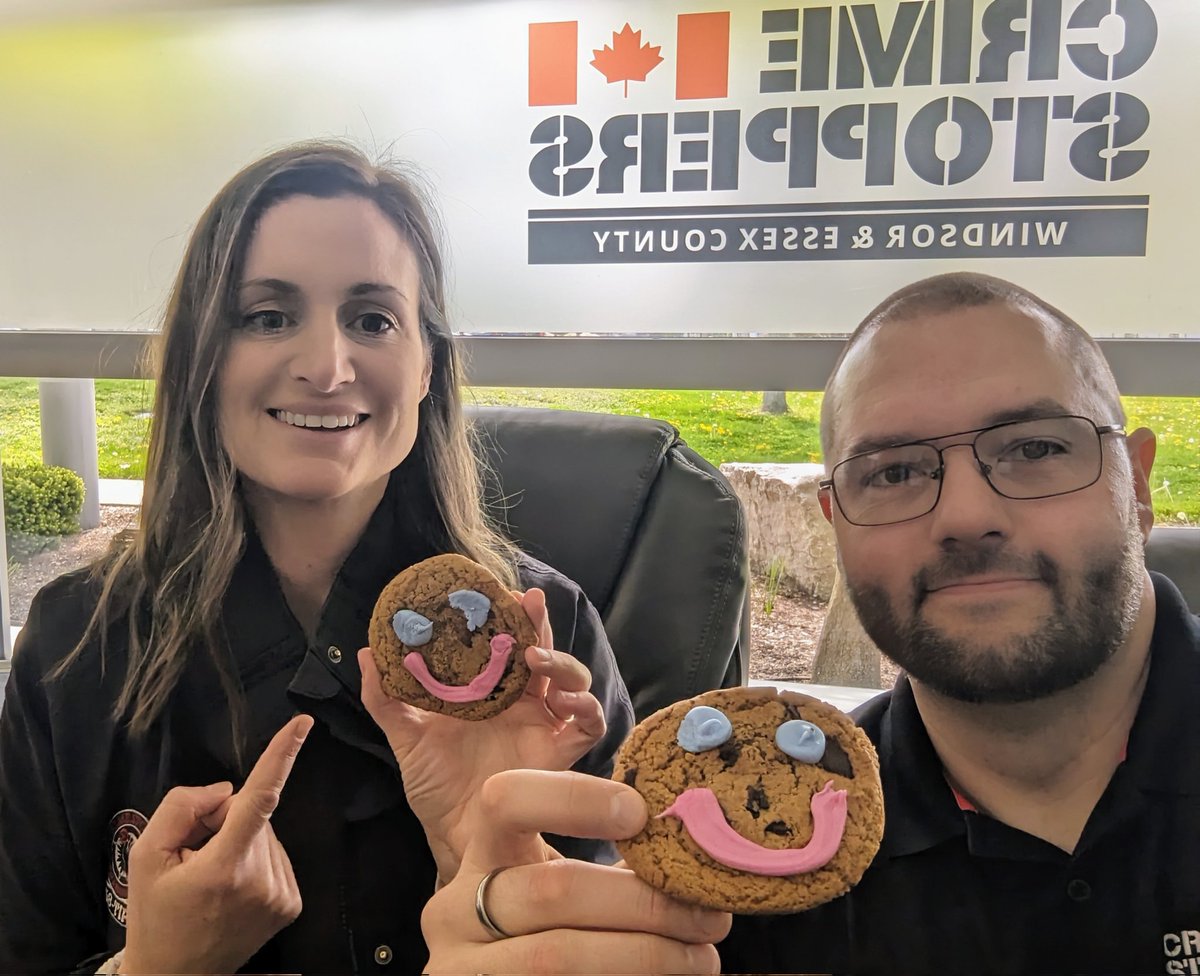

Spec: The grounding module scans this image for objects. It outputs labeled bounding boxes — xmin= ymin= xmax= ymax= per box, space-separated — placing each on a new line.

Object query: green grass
xmin=1 ymin=380 xmax=1197 ymax=524
xmin=467 ymin=387 xmax=826 ymax=465
xmin=1125 ymin=398 xmax=1200 ymax=526
xmin=0 ymin=379 xmax=154 ymax=478
xmin=469 ymin=388 xmax=1200 ymax=526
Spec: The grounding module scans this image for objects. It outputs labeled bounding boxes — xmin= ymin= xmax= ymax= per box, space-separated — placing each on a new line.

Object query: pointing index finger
xmin=212 ymin=714 xmax=313 ymax=857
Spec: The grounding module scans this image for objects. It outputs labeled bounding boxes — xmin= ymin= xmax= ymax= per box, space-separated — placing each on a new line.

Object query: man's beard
xmin=847 ymin=521 xmax=1145 ymax=704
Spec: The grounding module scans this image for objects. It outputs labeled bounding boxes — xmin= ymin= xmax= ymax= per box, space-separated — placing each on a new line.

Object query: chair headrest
xmin=1146 ymin=525 xmax=1200 ymax=609
xmin=467 ymin=405 xmax=750 ymax=719
xmin=468 ymin=406 xmax=678 ymax=612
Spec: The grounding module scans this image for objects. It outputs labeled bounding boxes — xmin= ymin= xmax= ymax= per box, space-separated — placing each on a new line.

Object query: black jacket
xmin=0 ymin=479 xmax=634 ymax=975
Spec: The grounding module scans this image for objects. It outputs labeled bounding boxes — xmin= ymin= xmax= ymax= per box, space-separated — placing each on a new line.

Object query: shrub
xmin=1 ymin=462 xmax=85 ymax=536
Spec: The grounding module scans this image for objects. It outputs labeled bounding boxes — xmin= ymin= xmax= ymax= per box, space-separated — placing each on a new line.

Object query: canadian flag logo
xmin=590 ymin=24 xmax=664 ymax=98
xmin=528 ymin=13 xmax=731 ymax=106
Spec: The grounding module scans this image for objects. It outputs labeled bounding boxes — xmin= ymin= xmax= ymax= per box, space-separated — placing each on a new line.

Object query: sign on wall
xmin=0 ymin=0 xmax=1194 ymax=337
xmin=526 ymin=5 xmax=1154 ymax=265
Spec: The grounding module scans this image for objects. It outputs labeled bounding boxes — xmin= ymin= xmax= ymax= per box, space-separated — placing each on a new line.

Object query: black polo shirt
xmin=720 ymin=572 xmax=1200 ymax=975
xmin=0 ymin=471 xmax=635 ymax=975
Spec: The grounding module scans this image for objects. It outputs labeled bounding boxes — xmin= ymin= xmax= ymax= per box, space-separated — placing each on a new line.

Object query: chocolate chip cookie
xmin=614 ymin=686 xmax=884 ymax=913
xmin=368 ymin=553 xmax=538 ymax=720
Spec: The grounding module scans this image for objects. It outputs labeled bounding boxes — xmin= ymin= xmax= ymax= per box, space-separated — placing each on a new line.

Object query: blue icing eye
xmin=677 ymin=705 xmax=734 ymax=753
xmin=448 ymin=589 xmax=491 ymax=631
xmin=393 ymin=609 xmax=433 ymax=647
xmin=776 ymin=720 xmax=826 ymax=763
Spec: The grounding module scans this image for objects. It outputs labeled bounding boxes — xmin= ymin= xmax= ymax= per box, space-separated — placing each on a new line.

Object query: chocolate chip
xmin=717 ymin=739 xmax=742 ymax=767
xmin=745 ymin=781 xmax=770 ymax=819
xmin=818 ymin=738 xmax=855 ymax=779
xmin=764 ymin=820 xmax=792 ymax=836
xmin=622 ymin=766 xmax=639 ymax=787
xmin=781 ymin=702 xmax=855 ymax=778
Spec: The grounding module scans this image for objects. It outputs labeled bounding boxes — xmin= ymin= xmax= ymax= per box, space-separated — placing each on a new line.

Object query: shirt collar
xmin=868 ymin=677 xmax=967 ymax=858
xmin=866 ymin=571 xmax=1200 ymax=856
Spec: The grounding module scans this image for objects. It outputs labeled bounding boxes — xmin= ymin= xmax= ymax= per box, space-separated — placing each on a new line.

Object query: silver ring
xmin=474 ymin=867 xmax=513 ymax=941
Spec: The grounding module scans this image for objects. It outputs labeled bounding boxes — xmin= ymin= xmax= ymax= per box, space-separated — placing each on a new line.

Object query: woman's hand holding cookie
xmin=509 ymin=586 xmax=607 ymax=752
xmin=359 ymin=590 xmax=605 ymax=883
xmin=421 ymin=769 xmax=730 ymax=975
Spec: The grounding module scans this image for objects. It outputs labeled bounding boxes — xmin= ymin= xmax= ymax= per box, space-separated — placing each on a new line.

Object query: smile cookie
xmin=368 ymin=553 xmax=538 ymax=720
xmin=614 ymin=686 xmax=884 ymax=914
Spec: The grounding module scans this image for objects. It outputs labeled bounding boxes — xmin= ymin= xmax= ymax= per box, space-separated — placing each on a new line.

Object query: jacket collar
xmin=221 ymin=466 xmax=441 ymax=679
xmin=173 ymin=467 xmax=440 ymax=768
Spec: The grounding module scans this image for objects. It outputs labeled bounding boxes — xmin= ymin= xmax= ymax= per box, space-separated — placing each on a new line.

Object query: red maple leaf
xmin=590 ymin=23 xmax=664 ymax=97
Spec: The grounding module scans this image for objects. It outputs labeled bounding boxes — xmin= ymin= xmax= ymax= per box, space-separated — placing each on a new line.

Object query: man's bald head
xmin=819 ymin=272 xmax=1125 ymax=461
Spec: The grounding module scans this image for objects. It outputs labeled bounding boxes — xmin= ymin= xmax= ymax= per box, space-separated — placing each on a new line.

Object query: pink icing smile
xmin=402 ymin=633 xmax=516 ymax=703
xmin=658 ymin=781 xmax=848 ymax=876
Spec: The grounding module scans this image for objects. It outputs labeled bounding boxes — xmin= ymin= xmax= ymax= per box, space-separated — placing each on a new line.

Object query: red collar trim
xmin=949 ymin=783 xmax=977 ymax=812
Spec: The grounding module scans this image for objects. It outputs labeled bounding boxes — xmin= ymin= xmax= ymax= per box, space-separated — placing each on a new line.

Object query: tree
xmin=761 ymin=391 xmax=789 ymax=414
xmin=812 ymin=570 xmax=881 ymax=688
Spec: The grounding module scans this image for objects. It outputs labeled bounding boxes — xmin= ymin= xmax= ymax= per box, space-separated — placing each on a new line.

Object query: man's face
xmin=827 ymin=305 xmax=1147 ymax=704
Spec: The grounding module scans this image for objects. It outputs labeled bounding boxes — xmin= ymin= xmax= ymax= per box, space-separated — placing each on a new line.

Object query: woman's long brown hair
xmin=53 ymin=142 xmax=519 ymax=746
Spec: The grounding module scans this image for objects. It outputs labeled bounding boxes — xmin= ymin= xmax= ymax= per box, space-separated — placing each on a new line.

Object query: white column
xmin=38 ymin=378 xmax=101 ymax=531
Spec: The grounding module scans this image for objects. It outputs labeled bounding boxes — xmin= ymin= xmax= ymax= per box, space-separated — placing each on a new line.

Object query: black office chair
xmin=1146 ymin=526 xmax=1200 ymax=609
xmin=467 ymin=406 xmax=750 ymax=721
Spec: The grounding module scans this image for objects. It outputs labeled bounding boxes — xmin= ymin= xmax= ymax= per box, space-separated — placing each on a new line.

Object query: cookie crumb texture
xmin=614 ymin=686 xmax=884 ymax=914
xmin=368 ymin=553 xmax=537 ymax=720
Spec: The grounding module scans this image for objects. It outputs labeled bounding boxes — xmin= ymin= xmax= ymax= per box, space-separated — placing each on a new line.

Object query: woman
xmin=0 ymin=142 xmax=633 ymax=974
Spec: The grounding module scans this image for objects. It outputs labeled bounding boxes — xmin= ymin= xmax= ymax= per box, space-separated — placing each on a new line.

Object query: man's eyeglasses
xmin=819 ymin=415 xmax=1125 ymax=527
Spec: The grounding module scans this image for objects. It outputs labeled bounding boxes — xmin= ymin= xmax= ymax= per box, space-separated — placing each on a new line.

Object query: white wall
xmin=0 ymin=0 xmax=1195 ymax=338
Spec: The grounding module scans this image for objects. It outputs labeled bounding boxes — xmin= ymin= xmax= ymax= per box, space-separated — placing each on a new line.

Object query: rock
xmin=719 ymin=463 xmax=836 ymax=601
xmin=721 ymin=462 xmax=883 ymax=688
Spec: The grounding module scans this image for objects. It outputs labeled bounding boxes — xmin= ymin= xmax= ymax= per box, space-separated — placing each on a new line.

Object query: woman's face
xmin=217 ymin=194 xmax=432 ymax=507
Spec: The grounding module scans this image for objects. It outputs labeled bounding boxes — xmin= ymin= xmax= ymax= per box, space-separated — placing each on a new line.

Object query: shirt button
xmin=327 ymin=645 xmax=343 ymax=664
xmin=1066 ymin=879 xmax=1091 ymax=901
xmin=374 ymin=944 xmax=393 ymax=965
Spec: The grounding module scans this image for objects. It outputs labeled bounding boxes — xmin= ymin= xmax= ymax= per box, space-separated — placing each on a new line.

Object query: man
xmin=419 ymin=272 xmax=1199 ymax=975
